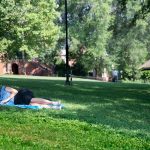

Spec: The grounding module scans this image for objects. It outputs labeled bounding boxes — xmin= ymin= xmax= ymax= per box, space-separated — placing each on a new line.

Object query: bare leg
xmin=30 ymin=103 xmax=51 ymax=108
xmin=31 ymin=103 xmax=61 ymax=110
xmin=30 ymin=98 xmax=60 ymax=105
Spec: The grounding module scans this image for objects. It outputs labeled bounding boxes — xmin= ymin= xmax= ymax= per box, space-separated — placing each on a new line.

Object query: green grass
xmin=0 ymin=75 xmax=150 ymax=150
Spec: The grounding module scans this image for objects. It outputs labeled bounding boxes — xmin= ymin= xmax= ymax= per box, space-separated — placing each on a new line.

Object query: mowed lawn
xmin=0 ymin=75 xmax=149 ymax=149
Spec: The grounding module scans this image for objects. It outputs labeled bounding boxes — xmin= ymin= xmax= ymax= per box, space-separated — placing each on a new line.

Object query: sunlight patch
xmin=67 ymin=103 xmax=88 ymax=110
xmin=140 ymin=103 xmax=150 ymax=107
xmin=123 ymin=98 xmax=136 ymax=102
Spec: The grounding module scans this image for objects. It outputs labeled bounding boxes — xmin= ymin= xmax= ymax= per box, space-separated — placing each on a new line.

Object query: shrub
xmin=140 ymin=70 xmax=150 ymax=82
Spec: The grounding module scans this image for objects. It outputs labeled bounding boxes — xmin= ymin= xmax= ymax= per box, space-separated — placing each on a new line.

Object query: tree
xmin=108 ymin=0 xmax=150 ymax=80
xmin=57 ymin=0 xmax=113 ymax=76
xmin=0 ymin=0 xmax=60 ymax=61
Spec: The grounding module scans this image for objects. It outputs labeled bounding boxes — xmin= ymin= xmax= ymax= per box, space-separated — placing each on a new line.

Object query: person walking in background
xmin=112 ymin=69 xmax=118 ymax=82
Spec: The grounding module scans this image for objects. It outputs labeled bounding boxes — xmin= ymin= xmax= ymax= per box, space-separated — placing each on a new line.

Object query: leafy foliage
xmin=141 ymin=70 xmax=150 ymax=82
xmin=0 ymin=0 xmax=60 ymax=59
xmin=108 ymin=0 xmax=150 ymax=80
xmin=57 ymin=0 xmax=113 ymax=76
xmin=1 ymin=0 xmax=150 ymax=79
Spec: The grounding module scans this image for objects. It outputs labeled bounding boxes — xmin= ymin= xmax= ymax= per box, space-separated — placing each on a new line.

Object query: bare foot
xmin=52 ymin=101 xmax=61 ymax=105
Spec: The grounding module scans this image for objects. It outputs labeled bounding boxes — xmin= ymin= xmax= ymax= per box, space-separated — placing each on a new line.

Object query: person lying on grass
xmin=0 ymin=86 xmax=61 ymax=109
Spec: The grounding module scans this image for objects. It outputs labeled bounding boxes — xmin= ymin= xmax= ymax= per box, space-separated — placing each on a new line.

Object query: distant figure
xmin=112 ymin=70 xmax=118 ymax=82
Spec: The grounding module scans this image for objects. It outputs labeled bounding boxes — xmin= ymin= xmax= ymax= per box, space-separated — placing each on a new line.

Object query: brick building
xmin=0 ymin=59 xmax=53 ymax=76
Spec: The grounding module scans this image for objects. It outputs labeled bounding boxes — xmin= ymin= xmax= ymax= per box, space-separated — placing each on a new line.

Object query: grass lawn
xmin=0 ymin=75 xmax=150 ymax=149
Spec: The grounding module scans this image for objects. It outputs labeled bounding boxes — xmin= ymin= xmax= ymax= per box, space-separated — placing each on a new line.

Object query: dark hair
xmin=14 ymin=88 xmax=34 ymax=105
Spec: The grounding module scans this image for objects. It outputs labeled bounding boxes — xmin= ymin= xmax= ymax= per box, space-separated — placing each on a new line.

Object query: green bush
xmin=55 ymin=62 xmax=66 ymax=76
xmin=140 ymin=70 xmax=150 ymax=82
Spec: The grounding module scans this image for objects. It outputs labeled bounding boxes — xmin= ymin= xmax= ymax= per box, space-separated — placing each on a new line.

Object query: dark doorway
xmin=12 ymin=63 xmax=19 ymax=74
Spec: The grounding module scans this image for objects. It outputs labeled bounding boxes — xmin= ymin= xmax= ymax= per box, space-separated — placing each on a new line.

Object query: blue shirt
xmin=0 ymin=86 xmax=14 ymax=105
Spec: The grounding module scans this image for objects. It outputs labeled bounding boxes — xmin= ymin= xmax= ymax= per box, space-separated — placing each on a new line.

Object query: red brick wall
xmin=0 ymin=60 xmax=53 ymax=76
xmin=0 ymin=62 xmax=6 ymax=75
xmin=25 ymin=62 xmax=52 ymax=76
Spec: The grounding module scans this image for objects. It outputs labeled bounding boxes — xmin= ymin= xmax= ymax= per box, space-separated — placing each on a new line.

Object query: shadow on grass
xmin=0 ymin=76 xmax=150 ymax=139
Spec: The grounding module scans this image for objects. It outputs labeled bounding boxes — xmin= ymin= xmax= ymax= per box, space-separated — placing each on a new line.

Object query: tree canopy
xmin=0 ymin=0 xmax=60 ymax=59
xmin=0 ymin=0 xmax=150 ymax=79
